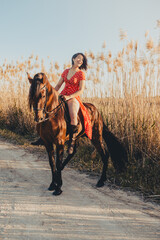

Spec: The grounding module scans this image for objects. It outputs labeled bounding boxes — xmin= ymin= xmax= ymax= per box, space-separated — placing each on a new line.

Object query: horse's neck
xmin=46 ymin=83 xmax=59 ymax=110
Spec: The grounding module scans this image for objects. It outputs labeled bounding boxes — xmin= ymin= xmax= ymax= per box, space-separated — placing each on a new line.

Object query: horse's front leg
xmin=54 ymin=144 xmax=64 ymax=196
xmin=46 ymin=144 xmax=57 ymax=191
xmin=61 ymin=146 xmax=77 ymax=170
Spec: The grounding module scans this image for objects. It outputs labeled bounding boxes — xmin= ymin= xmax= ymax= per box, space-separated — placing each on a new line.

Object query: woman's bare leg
xmin=67 ymin=98 xmax=80 ymax=125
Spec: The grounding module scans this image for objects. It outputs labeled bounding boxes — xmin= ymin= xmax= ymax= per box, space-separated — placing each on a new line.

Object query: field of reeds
xmin=0 ymin=29 xmax=160 ymax=198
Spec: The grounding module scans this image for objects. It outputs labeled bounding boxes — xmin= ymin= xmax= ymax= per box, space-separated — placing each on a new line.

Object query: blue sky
xmin=0 ymin=0 xmax=160 ymax=68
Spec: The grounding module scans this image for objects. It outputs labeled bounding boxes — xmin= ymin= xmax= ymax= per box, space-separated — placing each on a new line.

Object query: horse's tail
xmin=102 ymin=122 xmax=128 ymax=172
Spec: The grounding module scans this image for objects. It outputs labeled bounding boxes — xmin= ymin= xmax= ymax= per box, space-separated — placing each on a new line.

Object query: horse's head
xmin=28 ymin=72 xmax=48 ymax=123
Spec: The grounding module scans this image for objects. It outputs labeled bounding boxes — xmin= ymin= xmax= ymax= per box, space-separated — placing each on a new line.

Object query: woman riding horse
xmin=32 ymin=53 xmax=92 ymax=155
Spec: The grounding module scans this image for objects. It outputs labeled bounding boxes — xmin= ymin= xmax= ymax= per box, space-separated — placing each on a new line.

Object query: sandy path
xmin=0 ymin=138 xmax=160 ymax=240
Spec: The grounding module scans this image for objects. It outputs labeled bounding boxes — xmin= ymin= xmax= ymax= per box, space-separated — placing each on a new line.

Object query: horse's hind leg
xmin=91 ymin=138 xmax=109 ymax=187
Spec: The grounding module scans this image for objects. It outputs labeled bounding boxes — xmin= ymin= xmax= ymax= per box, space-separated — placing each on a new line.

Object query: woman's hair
xmin=71 ymin=53 xmax=88 ymax=70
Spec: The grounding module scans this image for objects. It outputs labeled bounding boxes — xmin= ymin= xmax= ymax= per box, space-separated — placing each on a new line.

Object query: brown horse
xmin=28 ymin=72 xmax=128 ymax=195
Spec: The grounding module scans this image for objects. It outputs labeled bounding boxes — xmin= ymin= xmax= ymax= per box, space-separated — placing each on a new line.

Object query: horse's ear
xmin=27 ymin=72 xmax=33 ymax=84
xmin=42 ymin=73 xmax=48 ymax=83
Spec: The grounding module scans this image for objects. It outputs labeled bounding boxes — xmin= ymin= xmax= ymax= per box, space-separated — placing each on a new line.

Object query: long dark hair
xmin=71 ymin=53 xmax=88 ymax=70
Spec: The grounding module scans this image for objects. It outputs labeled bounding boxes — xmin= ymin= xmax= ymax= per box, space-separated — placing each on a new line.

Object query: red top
xmin=60 ymin=69 xmax=85 ymax=96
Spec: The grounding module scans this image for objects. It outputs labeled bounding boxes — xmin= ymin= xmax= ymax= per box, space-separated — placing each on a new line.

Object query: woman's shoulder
xmin=77 ymin=70 xmax=85 ymax=80
xmin=61 ymin=68 xmax=69 ymax=77
xmin=63 ymin=68 xmax=70 ymax=73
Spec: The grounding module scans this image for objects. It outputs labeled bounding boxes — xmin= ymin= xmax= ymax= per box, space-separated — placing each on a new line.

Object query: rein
xmin=34 ymin=83 xmax=85 ymax=139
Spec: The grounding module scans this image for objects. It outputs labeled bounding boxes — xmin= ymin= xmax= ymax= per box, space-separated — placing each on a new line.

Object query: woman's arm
xmin=55 ymin=77 xmax=64 ymax=91
xmin=65 ymin=80 xmax=85 ymax=100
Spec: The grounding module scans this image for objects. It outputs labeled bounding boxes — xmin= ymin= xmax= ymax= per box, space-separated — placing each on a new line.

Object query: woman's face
xmin=73 ymin=54 xmax=84 ymax=68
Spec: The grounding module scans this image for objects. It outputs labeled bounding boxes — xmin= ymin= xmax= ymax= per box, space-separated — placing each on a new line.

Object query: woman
xmin=55 ymin=53 xmax=92 ymax=154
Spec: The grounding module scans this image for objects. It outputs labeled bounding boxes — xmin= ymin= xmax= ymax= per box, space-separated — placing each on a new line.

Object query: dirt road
xmin=0 ymin=137 xmax=160 ymax=240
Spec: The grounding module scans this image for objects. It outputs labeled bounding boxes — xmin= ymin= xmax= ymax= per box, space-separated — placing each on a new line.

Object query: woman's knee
xmin=68 ymin=98 xmax=79 ymax=111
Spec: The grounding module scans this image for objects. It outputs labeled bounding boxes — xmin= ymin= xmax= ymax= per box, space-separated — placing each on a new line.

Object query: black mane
xmin=28 ymin=73 xmax=44 ymax=110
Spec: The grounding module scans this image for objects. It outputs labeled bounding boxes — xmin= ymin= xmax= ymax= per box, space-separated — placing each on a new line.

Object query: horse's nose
xmin=34 ymin=112 xmax=43 ymax=122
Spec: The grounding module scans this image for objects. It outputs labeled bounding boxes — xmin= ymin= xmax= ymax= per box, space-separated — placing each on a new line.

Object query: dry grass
xmin=0 ymin=28 xmax=160 ymax=195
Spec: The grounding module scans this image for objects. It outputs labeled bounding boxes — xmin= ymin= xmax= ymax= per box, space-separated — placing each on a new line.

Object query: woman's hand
xmin=64 ymin=95 xmax=72 ymax=101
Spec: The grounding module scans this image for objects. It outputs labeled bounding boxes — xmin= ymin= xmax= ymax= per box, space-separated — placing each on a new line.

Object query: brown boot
xmin=68 ymin=125 xmax=78 ymax=155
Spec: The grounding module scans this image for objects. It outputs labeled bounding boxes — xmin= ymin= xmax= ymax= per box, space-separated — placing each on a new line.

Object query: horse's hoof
xmin=60 ymin=165 xmax=64 ymax=171
xmin=48 ymin=183 xmax=56 ymax=191
xmin=53 ymin=189 xmax=63 ymax=196
xmin=96 ymin=181 xmax=105 ymax=188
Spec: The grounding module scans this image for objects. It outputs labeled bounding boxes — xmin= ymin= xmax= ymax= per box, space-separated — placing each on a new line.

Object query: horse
xmin=27 ymin=72 xmax=128 ymax=196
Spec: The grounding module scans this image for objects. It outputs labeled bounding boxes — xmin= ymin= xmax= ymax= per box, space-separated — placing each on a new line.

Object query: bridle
xmin=33 ymin=84 xmax=65 ymax=123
